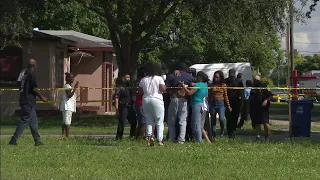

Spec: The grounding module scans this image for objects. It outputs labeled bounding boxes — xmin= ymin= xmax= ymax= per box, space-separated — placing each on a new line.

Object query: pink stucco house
xmin=0 ymin=30 xmax=118 ymax=116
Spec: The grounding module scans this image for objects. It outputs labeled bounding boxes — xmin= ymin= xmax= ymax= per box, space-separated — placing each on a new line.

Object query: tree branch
xmin=137 ymin=1 xmax=180 ymax=48
xmin=131 ymin=2 xmax=144 ymax=43
xmin=103 ymin=2 xmax=124 ymax=38
xmin=74 ymin=0 xmax=106 ymax=18
xmin=139 ymin=1 xmax=168 ymax=35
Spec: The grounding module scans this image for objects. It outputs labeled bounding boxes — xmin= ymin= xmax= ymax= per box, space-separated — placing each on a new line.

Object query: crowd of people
xmin=8 ymin=59 xmax=272 ymax=146
xmin=114 ymin=62 xmax=274 ymax=146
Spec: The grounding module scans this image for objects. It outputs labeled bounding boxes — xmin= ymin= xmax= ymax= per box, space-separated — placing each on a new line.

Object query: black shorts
xmin=250 ymin=107 xmax=269 ymax=125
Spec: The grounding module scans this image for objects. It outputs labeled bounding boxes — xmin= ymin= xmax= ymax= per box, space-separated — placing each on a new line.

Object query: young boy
xmin=60 ymin=73 xmax=78 ymax=139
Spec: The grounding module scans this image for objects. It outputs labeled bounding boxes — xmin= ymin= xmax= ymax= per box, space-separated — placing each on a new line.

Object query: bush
xmin=261 ymin=77 xmax=275 ymax=87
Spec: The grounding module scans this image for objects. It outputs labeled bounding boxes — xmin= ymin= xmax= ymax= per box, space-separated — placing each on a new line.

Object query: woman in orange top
xmin=208 ymin=71 xmax=232 ymax=139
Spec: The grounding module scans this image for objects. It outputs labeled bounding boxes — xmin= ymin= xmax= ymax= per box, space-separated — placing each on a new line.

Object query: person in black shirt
xmin=225 ymin=69 xmax=243 ymax=138
xmin=185 ymin=68 xmax=197 ymax=141
xmin=249 ymin=76 xmax=273 ymax=141
xmin=114 ymin=73 xmax=137 ymax=140
xmin=9 ymin=58 xmax=48 ymax=146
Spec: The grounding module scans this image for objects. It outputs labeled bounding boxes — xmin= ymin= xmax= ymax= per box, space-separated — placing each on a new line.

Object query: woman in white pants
xmin=139 ymin=63 xmax=167 ymax=146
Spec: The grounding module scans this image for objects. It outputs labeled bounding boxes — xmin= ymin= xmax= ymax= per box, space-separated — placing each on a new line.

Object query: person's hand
xmin=41 ymin=96 xmax=48 ymax=102
xmin=174 ymin=70 xmax=181 ymax=76
xmin=190 ymin=82 xmax=195 ymax=87
xmin=74 ymin=81 xmax=79 ymax=89
xmin=228 ymin=107 xmax=232 ymax=112
xmin=180 ymin=81 xmax=186 ymax=87
xmin=262 ymin=100 xmax=268 ymax=107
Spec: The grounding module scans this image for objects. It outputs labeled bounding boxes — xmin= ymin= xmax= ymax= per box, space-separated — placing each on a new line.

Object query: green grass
xmin=0 ymin=115 xmax=119 ymax=135
xmin=2 ymin=112 xmax=320 ymax=179
xmin=2 ymin=114 xmax=320 ymax=136
xmin=0 ymin=114 xmax=289 ymax=136
xmin=1 ymin=137 xmax=320 ymax=179
xmin=270 ymin=102 xmax=320 ymax=116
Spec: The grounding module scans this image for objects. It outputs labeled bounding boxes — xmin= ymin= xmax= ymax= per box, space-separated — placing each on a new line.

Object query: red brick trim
xmin=102 ymin=52 xmax=107 ymax=108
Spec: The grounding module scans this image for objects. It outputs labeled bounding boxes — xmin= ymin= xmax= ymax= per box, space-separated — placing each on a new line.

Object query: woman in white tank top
xmin=139 ymin=63 xmax=167 ymax=146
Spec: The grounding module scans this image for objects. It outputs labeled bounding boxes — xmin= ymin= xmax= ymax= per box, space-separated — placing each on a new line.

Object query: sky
xmin=281 ymin=1 xmax=320 ymax=55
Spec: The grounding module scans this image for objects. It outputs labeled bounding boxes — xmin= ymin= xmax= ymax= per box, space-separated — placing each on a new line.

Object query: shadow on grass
xmin=71 ymin=136 xmax=150 ymax=147
xmin=69 ymin=135 xmax=320 ymax=147
xmin=0 ymin=114 xmax=119 ymax=127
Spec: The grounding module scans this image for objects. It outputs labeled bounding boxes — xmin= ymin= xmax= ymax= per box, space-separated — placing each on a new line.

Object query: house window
xmin=0 ymin=46 xmax=22 ymax=82
xmin=55 ymin=49 xmax=64 ymax=88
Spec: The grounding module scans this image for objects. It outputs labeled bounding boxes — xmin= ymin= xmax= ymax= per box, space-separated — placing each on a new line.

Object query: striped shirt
xmin=208 ymin=83 xmax=231 ymax=108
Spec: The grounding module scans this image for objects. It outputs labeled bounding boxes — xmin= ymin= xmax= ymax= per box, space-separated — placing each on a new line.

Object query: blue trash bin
xmin=290 ymin=99 xmax=313 ymax=137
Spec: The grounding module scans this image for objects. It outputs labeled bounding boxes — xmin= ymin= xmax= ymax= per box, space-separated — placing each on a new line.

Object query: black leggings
xmin=226 ymin=98 xmax=241 ymax=135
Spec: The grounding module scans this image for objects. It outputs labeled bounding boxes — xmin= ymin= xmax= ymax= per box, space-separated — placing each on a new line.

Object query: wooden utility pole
xmin=288 ymin=0 xmax=295 ymax=138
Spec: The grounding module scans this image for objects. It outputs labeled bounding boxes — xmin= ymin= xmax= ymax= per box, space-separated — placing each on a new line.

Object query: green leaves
xmin=141 ymin=0 xmax=288 ymax=74
xmin=0 ymin=0 xmax=44 ymax=47
xmin=296 ymin=54 xmax=320 ymax=74
xmin=35 ymin=0 xmax=109 ymax=39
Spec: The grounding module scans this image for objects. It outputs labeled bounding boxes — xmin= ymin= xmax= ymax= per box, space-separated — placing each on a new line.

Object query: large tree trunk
xmin=115 ymin=41 xmax=140 ymax=80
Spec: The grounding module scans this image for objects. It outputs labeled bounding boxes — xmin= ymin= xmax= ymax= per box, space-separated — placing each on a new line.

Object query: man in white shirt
xmin=60 ymin=73 xmax=78 ymax=139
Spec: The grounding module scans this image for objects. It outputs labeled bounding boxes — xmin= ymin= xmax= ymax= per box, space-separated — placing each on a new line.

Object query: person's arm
xmin=159 ymin=77 xmax=167 ymax=93
xmin=223 ymin=84 xmax=232 ymax=111
xmin=138 ymin=80 xmax=144 ymax=95
xmin=208 ymin=85 xmax=212 ymax=100
xmin=66 ymin=81 xmax=79 ymax=99
xmin=30 ymin=72 xmax=47 ymax=102
xmin=266 ymin=90 xmax=273 ymax=101
xmin=238 ymin=81 xmax=244 ymax=100
xmin=262 ymin=90 xmax=273 ymax=106
xmin=114 ymin=88 xmax=120 ymax=111
xmin=182 ymin=82 xmax=196 ymax=96
xmin=174 ymin=70 xmax=181 ymax=76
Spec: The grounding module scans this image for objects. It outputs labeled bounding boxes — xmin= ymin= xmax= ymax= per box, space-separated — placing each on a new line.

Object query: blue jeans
xmin=209 ymin=100 xmax=226 ymax=137
xmin=191 ymin=103 xmax=203 ymax=142
xmin=134 ymin=104 xmax=146 ymax=124
xmin=167 ymin=98 xmax=188 ymax=142
xmin=10 ymin=104 xmax=41 ymax=144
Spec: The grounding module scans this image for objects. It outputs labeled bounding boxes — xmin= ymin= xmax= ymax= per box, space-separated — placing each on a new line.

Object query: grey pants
xmin=167 ymin=98 xmax=188 ymax=142
xmin=10 ymin=104 xmax=41 ymax=143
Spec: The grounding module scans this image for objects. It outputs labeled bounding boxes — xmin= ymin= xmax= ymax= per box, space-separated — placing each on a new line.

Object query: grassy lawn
xmin=270 ymin=102 xmax=320 ymax=116
xmin=2 ymin=111 xmax=320 ymax=179
xmin=0 ymin=115 xmax=119 ymax=135
xmin=0 ymin=115 xmax=294 ymax=136
xmin=1 ymin=137 xmax=320 ymax=179
xmin=2 ymin=113 xmax=320 ymax=136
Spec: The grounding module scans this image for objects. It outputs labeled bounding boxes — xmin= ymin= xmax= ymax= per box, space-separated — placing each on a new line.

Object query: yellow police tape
xmin=0 ymin=87 xmax=318 ymax=104
xmin=1 ymin=87 xmax=320 ymax=91
xmin=0 ymin=100 xmax=113 ymax=104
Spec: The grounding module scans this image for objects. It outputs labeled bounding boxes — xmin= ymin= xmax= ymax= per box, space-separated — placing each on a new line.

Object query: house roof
xmin=38 ymin=30 xmax=113 ymax=51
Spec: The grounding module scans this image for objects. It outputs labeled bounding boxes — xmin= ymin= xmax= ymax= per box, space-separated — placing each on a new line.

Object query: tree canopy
xmin=296 ymin=54 xmax=320 ymax=74
xmin=0 ymin=0 xmax=308 ymax=78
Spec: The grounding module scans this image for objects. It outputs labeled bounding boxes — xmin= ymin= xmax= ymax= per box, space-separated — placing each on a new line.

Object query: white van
xmin=189 ymin=63 xmax=253 ymax=84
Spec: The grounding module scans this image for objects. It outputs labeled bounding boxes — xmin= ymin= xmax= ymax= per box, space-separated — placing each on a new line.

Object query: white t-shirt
xmin=139 ymin=76 xmax=165 ymax=100
xmin=17 ymin=69 xmax=27 ymax=82
xmin=60 ymin=84 xmax=77 ymax=112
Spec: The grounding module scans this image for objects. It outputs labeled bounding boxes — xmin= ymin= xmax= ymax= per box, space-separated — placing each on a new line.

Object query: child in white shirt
xmin=60 ymin=73 xmax=78 ymax=139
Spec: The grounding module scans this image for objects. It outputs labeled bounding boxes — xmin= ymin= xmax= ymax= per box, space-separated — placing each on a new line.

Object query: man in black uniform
xmin=225 ymin=69 xmax=243 ymax=138
xmin=114 ymin=73 xmax=137 ymax=140
xmin=9 ymin=58 xmax=48 ymax=146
